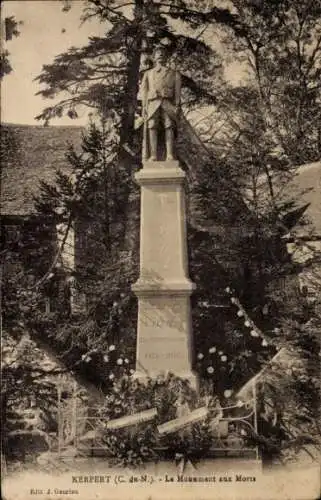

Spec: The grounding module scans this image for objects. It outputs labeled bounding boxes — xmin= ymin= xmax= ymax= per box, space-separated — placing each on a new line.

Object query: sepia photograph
xmin=1 ymin=1 xmax=320 ymax=499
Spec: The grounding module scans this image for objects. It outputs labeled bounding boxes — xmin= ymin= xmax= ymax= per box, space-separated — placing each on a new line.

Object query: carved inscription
xmin=144 ymin=352 xmax=184 ymax=359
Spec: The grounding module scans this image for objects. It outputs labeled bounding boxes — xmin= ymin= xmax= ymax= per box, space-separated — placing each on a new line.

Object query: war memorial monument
xmin=132 ymin=47 xmax=198 ymax=388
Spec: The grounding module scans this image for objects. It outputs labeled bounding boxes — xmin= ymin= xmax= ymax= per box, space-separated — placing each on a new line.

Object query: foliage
xmin=270 ymin=309 xmax=320 ymax=459
xmin=27 ymin=120 xmax=136 ymax=390
xmin=1 ymin=331 xmax=65 ymax=461
xmin=0 ymin=16 xmax=22 ymax=78
xmin=239 ymin=279 xmax=321 ymax=464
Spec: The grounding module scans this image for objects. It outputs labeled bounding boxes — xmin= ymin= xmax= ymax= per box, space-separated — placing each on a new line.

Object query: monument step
xmin=134 ymin=164 xmax=185 ymax=185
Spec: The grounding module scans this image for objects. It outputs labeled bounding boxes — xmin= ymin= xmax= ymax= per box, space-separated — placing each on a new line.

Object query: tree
xmin=27 ymin=120 xmax=136 ymax=390
xmin=217 ymin=0 xmax=321 ymax=164
xmin=184 ymin=0 xmax=321 ymax=405
xmin=35 ymin=1 xmax=234 ymax=128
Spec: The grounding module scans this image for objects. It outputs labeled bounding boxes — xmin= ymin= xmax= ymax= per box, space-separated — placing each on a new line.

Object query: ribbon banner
xmin=157 ymin=407 xmax=208 ymax=436
xmin=106 ymin=408 xmax=157 ymax=430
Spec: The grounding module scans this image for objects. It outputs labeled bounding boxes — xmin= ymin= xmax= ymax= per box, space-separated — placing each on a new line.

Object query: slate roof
xmin=242 ymin=161 xmax=321 ymax=239
xmin=1 ymin=123 xmax=84 ymax=215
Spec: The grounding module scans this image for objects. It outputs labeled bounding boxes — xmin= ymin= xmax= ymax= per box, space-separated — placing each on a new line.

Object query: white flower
xmin=85 ymin=356 xmax=91 ymax=363
xmin=109 ymin=373 xmax=115 ymax=380
xmin=109 ymin=345 xmax=116 ymax=352
xmin=129 ymin=369 xmax=135 ymax=375
xmin=244 ymin=320 xmax=251 ymax=327
xmin=225 ymin=287 xmax=231 ymax=293
xmin=261 ymin=339 xmax=268 ymax=347
xmin=221 ymin=355 xmax=227 ymax=362
xmin=240 ymin=429 xmax=247 ymax=436
xmin=230 ymin=297 xmax=237 ymax=304
xmin=124 ymin=358 xmax=129 ymax=364
xmin=81 ymin=354 xmax=87 ymax=361
xmin=207 ymin=366 xmax=214 ymax=374
xmin=209 ymin=347 xmax=216 ymax=354
xmin=250 ymin=330 xmax=259 ymax=337
xmin=116 ymin=358 xmax=123 ymax=365
xmin=218 ymin=351 xmax=223 ymax=355
xmin=236 ymin=400 xmax=244 ymax=407
xmin=237 ymin=310 xmax=244 ymax=317
xmin=224 ymin=389 xmax=233 ymax=398
xmin=197 ymin=353 xmax=204 ymax=360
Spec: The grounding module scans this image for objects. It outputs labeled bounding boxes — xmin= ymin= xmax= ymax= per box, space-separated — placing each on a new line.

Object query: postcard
xmin=1 ymin=1 xmax=320 ymax=499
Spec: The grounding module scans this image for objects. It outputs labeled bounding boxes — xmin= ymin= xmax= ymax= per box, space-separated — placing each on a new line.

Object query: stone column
xmin=132 ymin=160 xmax=198 ymax=388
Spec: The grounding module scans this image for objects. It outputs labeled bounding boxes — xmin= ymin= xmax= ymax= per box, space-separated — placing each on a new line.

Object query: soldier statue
xmin=140 ymin=47 xmax=181 ymax=161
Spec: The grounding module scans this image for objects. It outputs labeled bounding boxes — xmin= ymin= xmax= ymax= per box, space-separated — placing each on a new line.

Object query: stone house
xmin=282 ymin=161 xmax=321 ymax=301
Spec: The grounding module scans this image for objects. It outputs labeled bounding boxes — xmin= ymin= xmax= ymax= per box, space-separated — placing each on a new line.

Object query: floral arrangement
xmin=97 ymin=373 xmax=225 ymax=467
xmin=78 ymin=342 xmax=134 ymax=388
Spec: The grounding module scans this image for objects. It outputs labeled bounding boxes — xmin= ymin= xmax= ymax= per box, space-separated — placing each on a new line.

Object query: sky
xmin=2 ymin=0 xmax=106 ymax=125
xmin=1 ymin=0 xmax=246 ymax=127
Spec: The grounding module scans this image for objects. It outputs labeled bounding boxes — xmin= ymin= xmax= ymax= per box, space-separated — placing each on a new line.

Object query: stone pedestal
xmin=132 ymin=160 xmax=197 ymax=388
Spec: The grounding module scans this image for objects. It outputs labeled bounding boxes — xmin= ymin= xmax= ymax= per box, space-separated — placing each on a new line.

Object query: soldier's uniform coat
xmin=140 ymin=66 xmax=181 ymax=129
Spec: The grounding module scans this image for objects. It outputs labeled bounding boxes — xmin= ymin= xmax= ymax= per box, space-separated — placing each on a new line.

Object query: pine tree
xmin=30 ymin=119 xmax=137 ymax=390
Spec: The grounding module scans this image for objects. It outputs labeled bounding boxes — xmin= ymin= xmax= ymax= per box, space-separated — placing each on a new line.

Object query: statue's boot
xmin=149 ymin=128 xmax=158 ymax=160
